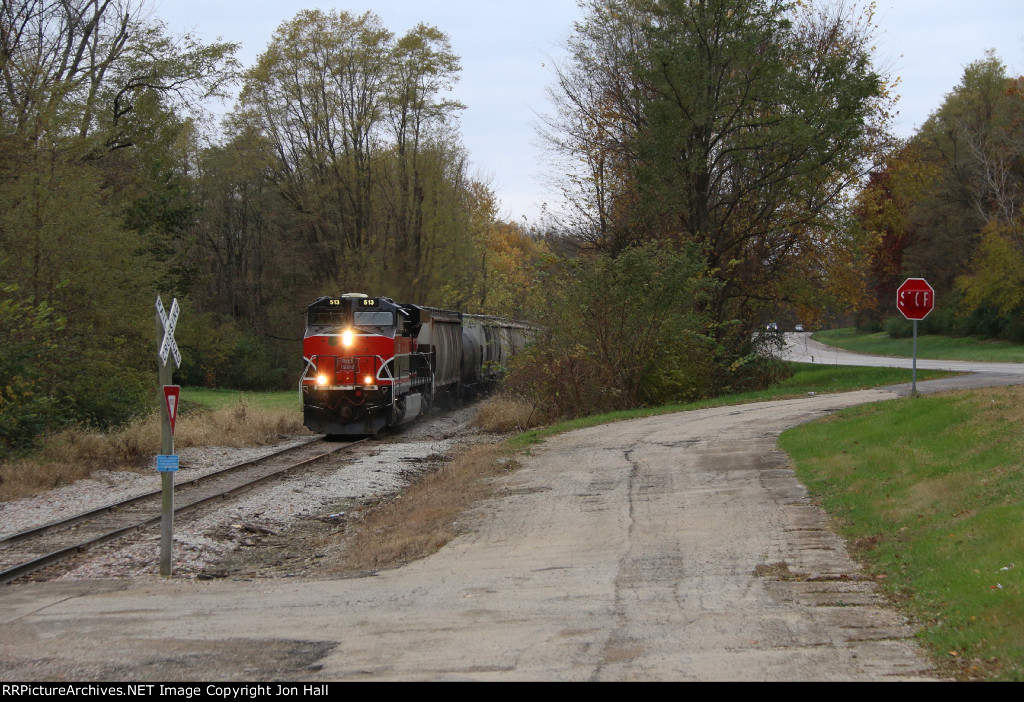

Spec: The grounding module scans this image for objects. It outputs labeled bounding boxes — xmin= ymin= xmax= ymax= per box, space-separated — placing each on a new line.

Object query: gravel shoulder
xmin=0 ymin=405 xmax=489 ymax=582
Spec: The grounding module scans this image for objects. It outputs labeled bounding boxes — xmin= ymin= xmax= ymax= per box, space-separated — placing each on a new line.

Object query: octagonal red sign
xmin=897 ymin=278 xmax=935 ymax=321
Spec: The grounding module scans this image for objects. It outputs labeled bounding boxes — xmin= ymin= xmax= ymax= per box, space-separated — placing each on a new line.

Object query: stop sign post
xmin=897 ymin=278 xmax=935 ymax=395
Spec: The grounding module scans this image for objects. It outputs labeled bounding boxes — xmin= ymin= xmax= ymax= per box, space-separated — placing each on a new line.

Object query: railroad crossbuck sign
xmin=897 ymin=278 xmax=935 ymax=321
xmin=156 ymin=297 xmax=181 ymax=368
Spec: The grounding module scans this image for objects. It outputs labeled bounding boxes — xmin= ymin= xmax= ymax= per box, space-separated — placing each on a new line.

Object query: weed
xmin=0 ymin=394 xmax=307 ymax=502
xmin=473 ymin=395 xmax=541 ymax=433
xmin=329 ymin=443 xmax=514 ymax=574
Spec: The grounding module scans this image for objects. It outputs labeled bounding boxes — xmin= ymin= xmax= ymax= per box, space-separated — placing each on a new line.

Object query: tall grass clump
xmin=473 ymin=395 xmax=542 ymax=433
xmin=0 ymin=397 xmax=307 ymax=502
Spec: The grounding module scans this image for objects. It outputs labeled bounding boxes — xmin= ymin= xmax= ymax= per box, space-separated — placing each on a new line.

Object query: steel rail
xmin=0 ymin=437 xmax=325 ymax=547
xmin=0 ymin=437 xmax=366 ymax=584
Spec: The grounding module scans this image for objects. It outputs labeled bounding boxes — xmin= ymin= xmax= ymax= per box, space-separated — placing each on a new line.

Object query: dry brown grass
xmin=0 ymin=403 xmax=308 ymax=503
xmin=473 ymin=395 xmax=541 ymax=433
xmin=330 ymin=442 xmax=518 ymax=573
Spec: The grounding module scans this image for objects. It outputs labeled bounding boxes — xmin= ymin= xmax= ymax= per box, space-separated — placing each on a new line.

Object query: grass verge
xmin=779 ymin=386 xmax=1024 ymax=681
xmin=182 ymin=387 xmax=301 ymax=413
xmin=814 ymin=328 xmax=1024 ymax=363
xmin=509 ymin=362 xmax=954 ymax=448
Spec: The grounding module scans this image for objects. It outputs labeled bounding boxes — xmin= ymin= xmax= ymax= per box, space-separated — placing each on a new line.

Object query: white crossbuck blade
xmin=156 ymin=297 xmax=182 ymax=368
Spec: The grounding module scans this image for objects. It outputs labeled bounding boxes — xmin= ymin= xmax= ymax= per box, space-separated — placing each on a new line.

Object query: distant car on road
xmin=766 ymin=323 xmax=778 ymax=331
xmin=794 ymin=324 xmax=804 ymax=332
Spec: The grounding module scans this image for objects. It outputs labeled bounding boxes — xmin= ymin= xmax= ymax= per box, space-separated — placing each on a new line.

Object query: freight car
xmin=300 ymin=294 xmax=533 ymax=435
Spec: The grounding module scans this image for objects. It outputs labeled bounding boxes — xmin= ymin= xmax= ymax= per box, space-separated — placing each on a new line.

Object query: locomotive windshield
xmin=307 ymin=309 xmax=348 ymax=331
xmin=354 ymin=310 xmax=394 ymax=327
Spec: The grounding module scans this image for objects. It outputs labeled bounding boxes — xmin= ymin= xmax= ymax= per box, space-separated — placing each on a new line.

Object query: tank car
xmin=300 ymin=294 xmax=532 ymax=436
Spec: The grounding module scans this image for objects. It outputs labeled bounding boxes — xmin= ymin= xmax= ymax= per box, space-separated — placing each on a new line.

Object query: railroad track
xmin=0 ymin=437 xmax=367 ymax=584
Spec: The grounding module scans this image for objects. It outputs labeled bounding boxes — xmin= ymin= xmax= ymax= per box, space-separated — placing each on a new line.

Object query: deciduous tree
xmin=541 ymin=0 xmax=893 ymax=383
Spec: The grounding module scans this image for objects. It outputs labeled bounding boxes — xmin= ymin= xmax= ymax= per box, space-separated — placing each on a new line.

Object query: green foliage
xmin=636 ymin=0 xmax=886 ymax=318
xmin=858 ymin=52 xmax=1024 ymax=343
xmin=958 ymin=221 xmax=1024 ymax=340
xmin=0 ymin=287 xmax=64 ymax=454
xmin=542 ymin=0 xmax=892 ymax=347
xmin=535 ymin=0 xmax=895 ymax=404
xmin=231 ymin=9 xmax=486 ymax=308
xmin=911 ymin=54 xmax=1024 ymax=293
xmin=507 ymin=242 xmax=719 ymax=419
xmin=0 ymin=1 xmax=239 ymax=449
xmin=62 ymin=351 xmax=151 ymax=429
xmin=0 ymin=284 xmax=151 ymax=456
xmin=175 ymin=311 xmax=295 ymax=391
xmin=883 ymin=316 xmax=914 ymax=339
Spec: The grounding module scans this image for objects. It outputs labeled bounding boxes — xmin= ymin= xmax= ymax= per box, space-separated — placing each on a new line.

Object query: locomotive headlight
xmin=342 ymin=329 xmax=354 ymax=347
xmin=364 ymin=375 xmax=374 ymax=385
xmin=316 ymin=374 xmax=328 ymax=386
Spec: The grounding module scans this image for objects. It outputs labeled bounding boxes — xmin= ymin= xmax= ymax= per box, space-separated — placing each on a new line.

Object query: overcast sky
xmin=155 ymin=0 xmax=1024 ymax=222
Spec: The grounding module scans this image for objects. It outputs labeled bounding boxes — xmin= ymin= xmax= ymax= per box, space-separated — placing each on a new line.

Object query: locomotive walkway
xmin=3 ymin=337 xmax=1023 ymax=680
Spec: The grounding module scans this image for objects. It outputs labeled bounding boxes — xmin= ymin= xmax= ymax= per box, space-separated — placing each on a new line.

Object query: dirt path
xmin=1 ymin=388 xmax=944 ymax=681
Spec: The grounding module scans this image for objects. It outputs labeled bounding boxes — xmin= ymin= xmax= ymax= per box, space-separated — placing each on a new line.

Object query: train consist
xmin=301 ymin=294 xmax=533 ymax=435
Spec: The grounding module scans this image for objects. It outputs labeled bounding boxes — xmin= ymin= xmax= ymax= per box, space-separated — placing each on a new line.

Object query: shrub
xmin=884 ymin=316 xmax=914 ymax=339
xmin=506 ymin=242 xmax=719 ymax=420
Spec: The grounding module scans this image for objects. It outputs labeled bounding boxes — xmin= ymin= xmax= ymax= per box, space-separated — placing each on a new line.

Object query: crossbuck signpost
xmin=155 ymin=297 xmax=181 ymax=576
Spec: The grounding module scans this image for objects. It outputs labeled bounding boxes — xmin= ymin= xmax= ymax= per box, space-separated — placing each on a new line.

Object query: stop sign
xmin=897 ymin=278 xmax=935 ymax=320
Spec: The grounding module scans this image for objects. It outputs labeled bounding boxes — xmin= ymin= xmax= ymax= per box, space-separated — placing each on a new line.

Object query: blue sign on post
xmin=156 ymin=455 xmax=179 ymax=473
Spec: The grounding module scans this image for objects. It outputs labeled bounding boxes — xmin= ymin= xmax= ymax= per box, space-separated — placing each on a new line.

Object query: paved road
xmin=783 ymin=332 xmax=1024 ymax=375
xmin=3 ymin=336 xmax=1021 ymax=681
xmin=782 ymin=332 xmax=1024 ymax=396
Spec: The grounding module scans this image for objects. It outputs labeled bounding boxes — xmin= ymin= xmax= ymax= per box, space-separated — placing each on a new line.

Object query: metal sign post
xmin=912 ymin=319 xmax=919 ymax=394
xmin=896 ymin=278 xmax=935 ymax=396
xmin=155 ymin=297 xmax=181 ymax=576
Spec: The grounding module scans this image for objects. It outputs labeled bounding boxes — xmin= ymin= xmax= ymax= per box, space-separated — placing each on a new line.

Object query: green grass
xmin=509 ymin=362 xmax=953 ymax=448
xmin=779 ymin=387 xmax=1024 ymax=681
xmin=814 ymin=328 xmax=1024 ymax=363
xmin=181 ymin=387 xmax=301 ymax=413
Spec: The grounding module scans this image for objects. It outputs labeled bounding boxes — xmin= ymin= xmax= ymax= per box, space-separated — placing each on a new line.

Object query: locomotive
xmin=300 ymin=294 xmax=533 ymax=435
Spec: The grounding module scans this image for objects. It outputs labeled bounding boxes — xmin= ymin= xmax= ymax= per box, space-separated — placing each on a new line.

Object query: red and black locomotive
xmin=301 ymin=294 xmax=532 ymax=435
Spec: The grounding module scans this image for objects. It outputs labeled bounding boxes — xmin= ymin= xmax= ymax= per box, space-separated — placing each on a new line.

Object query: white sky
xmin=155 ymin=0 xmax=1024 ymax=222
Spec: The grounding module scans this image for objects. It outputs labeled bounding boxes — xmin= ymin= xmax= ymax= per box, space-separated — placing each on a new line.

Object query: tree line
xmin=0 ymin=2 xmax=538 ymax=454
xmin=513 ymin=0 xmax=892 ymax=417
xmin=856 ymin=51 xmax=1024 ymax=341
